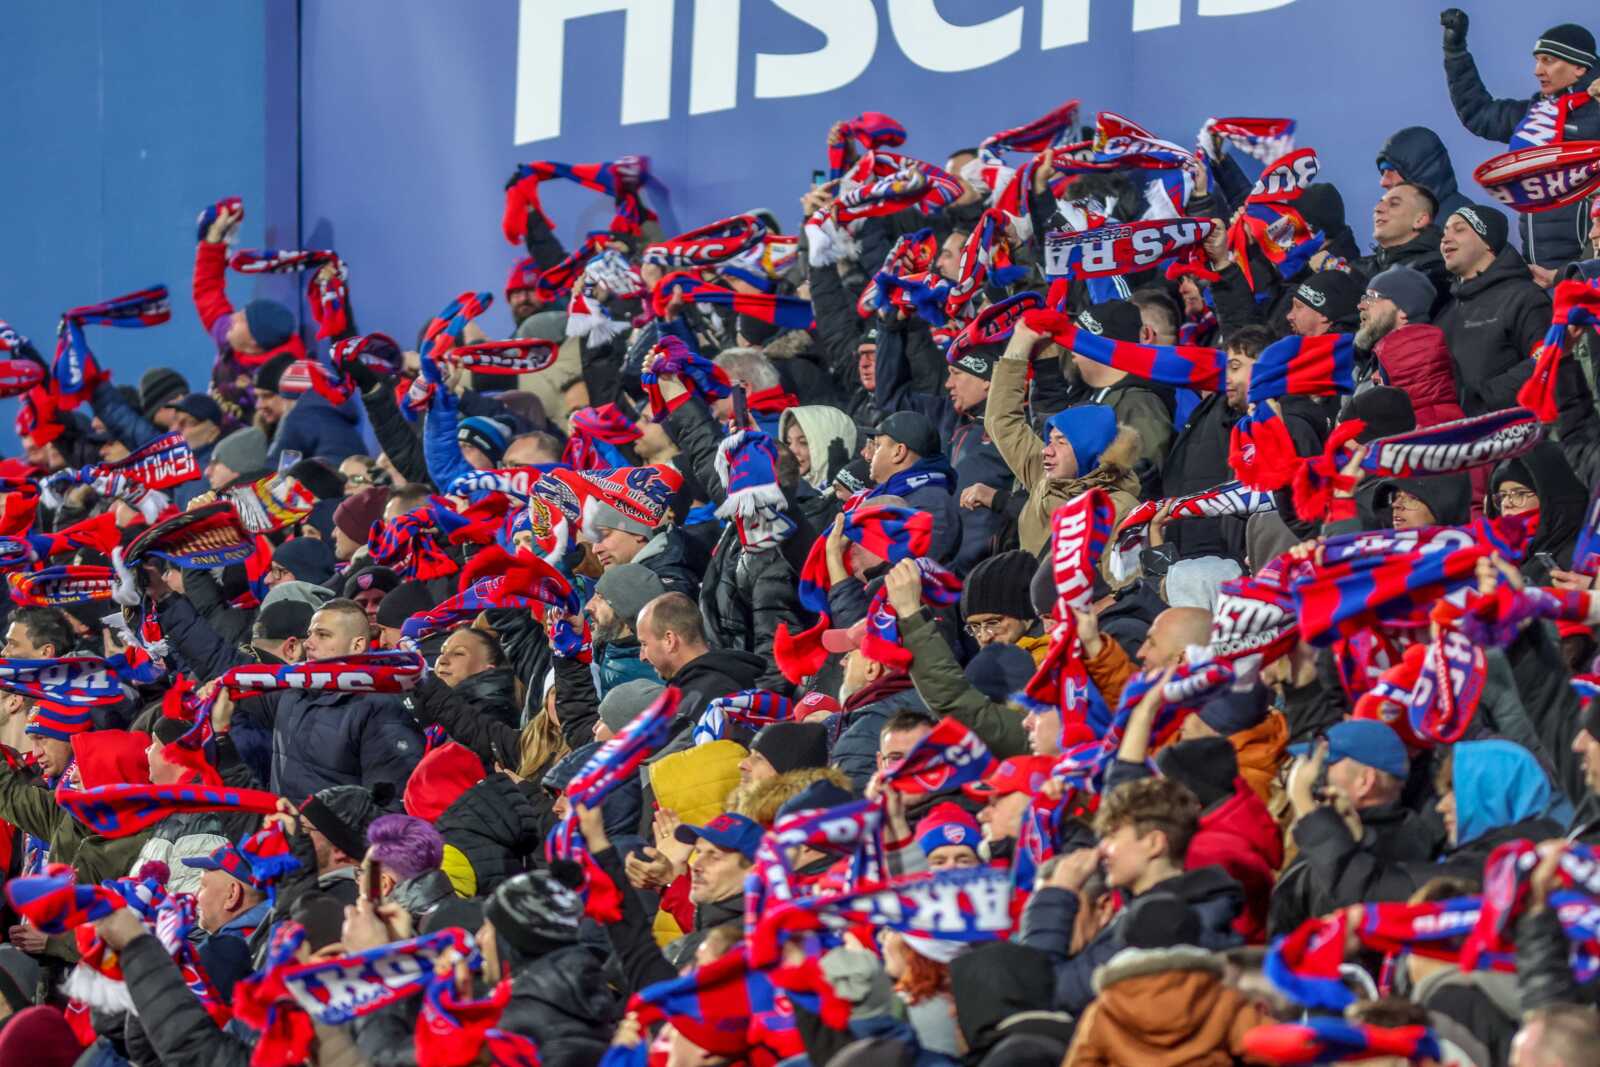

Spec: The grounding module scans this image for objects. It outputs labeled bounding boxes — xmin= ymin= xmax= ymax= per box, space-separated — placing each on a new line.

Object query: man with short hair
xmin=862 ymin=411 xmax=961 ymax=564
xmin=1023 ymin=776 xmax=1244 ymax=1015
xmin=210 ymin=599 xmax=422 ymax=799
xmin=636 ymin=593 xmax=763 ymax=724
xmin=182 ymin=842 xmax=269 ymax=940
xmin=4 ymin=607 xmax=71 ymax=661
xmin=1441 ymin=12 xmax=1600 ymax=269
xmin=1358 ymin=182 xmax=1449 ymax=312
xmin=586 ymin=499 xmax=698 ymax=598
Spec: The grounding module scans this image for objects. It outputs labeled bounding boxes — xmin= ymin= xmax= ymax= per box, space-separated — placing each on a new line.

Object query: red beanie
xmin=403 ymin=741 xmax=486 ymax=822
xmin=0 ymin=1006 xmax=86 ymax=1067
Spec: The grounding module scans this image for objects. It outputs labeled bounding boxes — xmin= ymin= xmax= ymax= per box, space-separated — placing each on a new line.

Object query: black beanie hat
xmin=1296 ymin=183 xmax=1347 ymax=238
xmin=485 ymin=870 xmax=584 ymax=959
xmin=1293 ymin=269 xmax=1363 ymax=329
xmin=138 ymin=367 xmax=189 ymax=419
xmin=752 ymin=722 xmax=830 ymax=775
xmin=301 ymin=783 xmax=388 ymax=860
xmin=1075 ymin=301 xmax=1143 ymax=343
xmin=1155 ymin=737 xmax=1238 ymax=810
xmin=1452 ymin=203 xmax=1509 ymax=256
xmin=1122 ymin=891 xmax=1201 ymax=949
xmin=257 ymin=352 xmax=298 ymax=395
xmin=738 ymin=313 xmax=780 ymax=346
xmin=377 ymin=582 xmax=438 ymax=629
xmin=1341 ymin=386 xmax=1416 ymax=442
xmin=1534 ymin=24 xmax=1597 ymax=69
xmin=961 ymin=550 xmax=1039 ymax=622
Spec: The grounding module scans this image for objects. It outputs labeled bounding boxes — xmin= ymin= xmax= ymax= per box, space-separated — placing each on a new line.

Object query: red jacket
xmin=192 ymin=239 xmax=234 ymax=335
xmin=1186 ymin=778 xmax=1283 ymax=944
xmin=1374 ymin=324 xmax=1464 ymax=429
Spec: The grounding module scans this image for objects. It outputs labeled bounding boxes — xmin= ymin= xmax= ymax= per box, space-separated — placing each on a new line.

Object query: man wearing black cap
xmin=1286 ymin=269 xmax=1364 ymax=339
xmin=864 ymin=411 xmax=961 ymax=564
xmin=1441 ymin=11 xmax=1600 ymax=269
xmin=1055 ymin=301 xmax=1174 ymax=472
xmin=873 ymin=312 xmax=1010 ymax=574
xmin=1437 ymin=203 xmax=1597 ymax=462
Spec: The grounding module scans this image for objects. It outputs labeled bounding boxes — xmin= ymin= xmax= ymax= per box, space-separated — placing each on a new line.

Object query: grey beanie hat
xmin=1367 ymin=264 xmax=1436 ymax=323
xmin=213 ymin=426 xmax=269 ymax=474
xmin=594 ymin=562 xmax=666 ymax=626
xmin=599 ymin=679 xmax=665 ymax=734
xmin=587 ymin=500 xmax=654 ymax=540
xmin=261 ymin=579 xmax=336 ymax=611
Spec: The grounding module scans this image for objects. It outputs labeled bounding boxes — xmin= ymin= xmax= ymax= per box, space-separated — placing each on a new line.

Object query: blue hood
xmin=1452 ymin=739 xmax=1549 ymax=846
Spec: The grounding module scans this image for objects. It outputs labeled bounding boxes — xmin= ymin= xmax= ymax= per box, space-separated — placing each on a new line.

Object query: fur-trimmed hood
xmin=1092 ymin=944 xmax=1222 ymax=994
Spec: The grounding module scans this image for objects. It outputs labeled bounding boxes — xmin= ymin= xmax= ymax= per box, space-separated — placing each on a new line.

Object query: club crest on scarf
xmin=881 ymin=718 xmax=993 ymax=797
xmin=125 ymin=501 xmax=258 ymax=569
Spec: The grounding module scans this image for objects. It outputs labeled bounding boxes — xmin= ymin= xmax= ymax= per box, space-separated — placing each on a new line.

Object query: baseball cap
xmin=793 ymin=691 xmax=841 ymax=720
xmin=1288 ymin=719 xmax=1409 ymax=780
xmin=181 ymin=841 xmax=257 ymax=884
xmin=821 ymin=619 xmax=867 ymax=654
xmin=963 ymin=754 xmax=1057 ymax=800
xmin=873 ymin=411 xmax=941 ymax=458
xmin=173 ymin=393 xmax=223 ymax=426
xmin=674 ymin=812 xmax=763 ymax=860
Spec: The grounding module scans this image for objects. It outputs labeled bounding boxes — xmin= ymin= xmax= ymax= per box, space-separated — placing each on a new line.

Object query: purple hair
xmin=366 ymin=813 xmax=445 ymax=880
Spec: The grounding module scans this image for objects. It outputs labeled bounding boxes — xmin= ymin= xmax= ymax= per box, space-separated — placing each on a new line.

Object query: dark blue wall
xmin=0 ymin=1 xmax=291 ymax=445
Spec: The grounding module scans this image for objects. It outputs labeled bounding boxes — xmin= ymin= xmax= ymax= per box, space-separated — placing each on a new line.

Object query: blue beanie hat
xmin=1043 ymin=404 xmax=1118 ymax=475
xmin=963 ymin=643 xmax=1037 ymax=703
xmin=458 ymin=416 xmax=511 ymax=465
xmin=243 ymin=299 xmax=296 ymax=351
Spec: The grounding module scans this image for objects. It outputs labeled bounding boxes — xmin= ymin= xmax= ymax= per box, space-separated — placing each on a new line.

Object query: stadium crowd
xmin=3 ymin=8 xmax=1600 ymax=1067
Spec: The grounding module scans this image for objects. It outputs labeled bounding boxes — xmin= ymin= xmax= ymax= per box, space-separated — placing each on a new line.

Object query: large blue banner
xmin=298 ymin=1 xmax=1592 ymax=343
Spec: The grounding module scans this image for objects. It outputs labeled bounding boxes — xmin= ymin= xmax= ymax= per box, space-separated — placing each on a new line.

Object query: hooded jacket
xmin=1444 ymin=52 xmax=1600 ymax=266
xmin=1187 ymin=779 xmax=1283 ymax=944
xmin=668 ymin=648 xmax=768 ymax=725
xmin=1378 ymin=472 xmax=1473 ymax=527
xmin=1064 ymin=945 xmax=1274 ymax=1067
xmin=1487 ymin=441 xmax=1589 ymax=572
xmin=1376 ymin=126 xmax=1471 ymax=219
xmin=493 ymin=944 xmax=619 ymax=1067
xmin=1358 ymin=227 xmax=1452 ymax=319
xmin=449 ymin=666 xmax=521 ymax=731
xmin=1160 ymin=391 xmax=1248 ymax=562
xmin=781 ymin=404 xmax=858 ymax=491
xmin=949 ymin=942 xmax=1074 ymax=1067
xmin=988 ymin=352 xmax=1142 ymax=555
xmin=1436 ymin=246 xmax=1588 ymax=423
xmin=267 ymin=389 xmax=369 ymax=469
xmin=1373 ymin=324 xmax=1465 ymax=428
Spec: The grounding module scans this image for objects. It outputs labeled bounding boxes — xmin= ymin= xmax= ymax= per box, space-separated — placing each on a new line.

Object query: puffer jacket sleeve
xmin=553 ymin=654 xmax=601 ymax=750
xmin=355 ymin=696 xmax=425 ymax=791
xmin=156 ymin=592 xmax=249 ymax=682
xmin=117 ymin=932 xmax=252 ymax=1067
xmin=353 ymin=999 xmax=421 ymax=1067
xmin=807 ymin=257 xmax=869 ymax=407
xmin=664 ymin=395 xmax=728 ymax=508
xmin=422 ymin=386 xmax=474 ymax=493
xmin=359 ymin=378 xmax=433 ymax=489
xmin=592 ymin=842 xmax=678 ymax=995
xmin=1443 ymin=49 xmax=1527 ymax=145
xmin=826 ymin=576 xmax=871 ymax=629
xmin=747 ymin=549 xmax=804 ymax=695
xmin=900 ymin=610 xmax=1027 ymax=758
xmin=408 ymin=676 xmax=522 ymax=770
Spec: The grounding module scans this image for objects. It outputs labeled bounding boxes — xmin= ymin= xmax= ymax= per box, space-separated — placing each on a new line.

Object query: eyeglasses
xmin=346 ymin=474 xmax=372 ymax=487
xmin=1359 ymin=290 xmax=1385 ymax=305
xmin=964 ymin=618 xmax=1012 ymax=638
xmin=1493 ymin=488 xmax=1537 ymax=508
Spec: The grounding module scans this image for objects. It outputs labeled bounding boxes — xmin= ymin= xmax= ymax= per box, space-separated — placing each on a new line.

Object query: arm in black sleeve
xmin=117 ymin=933 xmax=252 ymax=1067
xmin=407 ymin=676 xmax=523 ymax=771
xmin=1517 ymin=905 xmax=1600 ymax=1010
xmin=807 ymin=260 xmax=869 ymax=404
xmin=1290 ymin=807 xmax=1424 ymax=906
xmin=592 ymin=844 xmax=678 ymax=994
xmin=664 ymin=395 xmax=728 ymax=508
xmin=155 ymin=593 xmax=249 ymax=683
xmin=522 ymin=211 xmax=568 ymax=270
xmin=875 ymin=316 xmax=950 ymax=422
xmin=1443 ymin=49 xmax=1529 ymax=144
xmin=1208 ymin=261 xmax=1268 ymax=333
xmin=181 ymin=568 xmax=250 ymax=646
xmin=552 ymin=655 xmax=600 ymax=751
xmin=357 ymin=375 xmax=434 ymax=490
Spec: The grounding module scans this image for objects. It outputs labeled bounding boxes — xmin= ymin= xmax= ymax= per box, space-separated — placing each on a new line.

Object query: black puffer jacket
xmin=498 ymin=944 xmax=620 ymax=1067
xmin=1376 ymin=126 xmax=1471 ymax=219
xmin=665 ymin=396 xmax=804 ymax=692
xmin=1444 ymin=49 xmax=1600 ymax=266
xmin=434 ymin=772 xmax=545 ymax=895
xmin=450 ymin=666 xmax=521 ymax=730
xmin=1435 ymin=247 xmax=1571 ymax=418
xmin=670 ymin=648 xmax=768 ymax=724
xmin=117 ymin=933 xmax=250 ymax=1067
xmin=1159 ymin=391 xmax=1246 ymax=562
xmin=258 ymin=688 xmax=423 ymax=801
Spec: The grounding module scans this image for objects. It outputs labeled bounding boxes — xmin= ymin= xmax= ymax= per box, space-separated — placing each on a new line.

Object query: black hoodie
xmin=1435 ymin=246 xmax=1562 ymax=416
xmin=1375 ymin=126 xmax=1470 ymax=219
xmin=950 ymin=942 xmax=1074 ymax=1066
xmin=1376 ymin=473 xmax=1472 ymax=527
xmin=1488 ymin=441 xmax=1590 ymax=575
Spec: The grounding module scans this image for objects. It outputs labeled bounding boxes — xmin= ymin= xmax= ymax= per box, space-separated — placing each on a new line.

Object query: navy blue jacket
xmin=254 ymin=687 xmax=424 ymax=801
xmin=89 ymin=381 xmax=215 ymax=508
xmin=267 ymin=390 xmax=368 ymax=467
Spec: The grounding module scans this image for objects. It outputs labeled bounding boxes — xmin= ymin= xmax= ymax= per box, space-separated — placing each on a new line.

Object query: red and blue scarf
xmin=691 ymin=690 xmax=794 ymax=745
xmin=0 ymin=656 xmax=125 ymax=706
xmin=714 ymin=428 xmax=794 ymax=549
xmin=980 ymin=99 xmax=1081 ymax=161
xmin=52 ymin=286 xmax=172 ymax=408
xmin=1199 ymin=117 xmax=1296 ymax=164
xmin=860 ymin=558 xmax=962 ymax=670
xmin=1041 ymin=217 xmax=1217 ymax=284
xmin=57 ymin=782 xmax=284 ymax=838
xmin=442 ymin=339 xmax=560 ymax=377
xmin=421 ymin=291 xmax=494 ymax=363
xmin=828 ymin=111 xmax=908 ymax=179
xmin=230 ymin=249 xmax=349 ymax=339
xmin=643 ymin=214 xmax=767 ymax=270
xmin=8 ymin=565 xmax=115 ymax=607
xmin=947 ymin=291 xmax=1043 ymax=368
xmin=651 ymin=271 xmax=814 ymax=330
xmin=564 ymin=403 xmax=641 ymax=470
xmin=1227 ymin=148 xmax=1322 ymax=291
xmin=124 ymin=500 xmax=262 ymax=570
xmin=195 ymin=195 xmax=242 ymax=241
xmin=67 ymin=432 xmax=199 ymax=491
xmin=833 ymin=151 xmax=963 ymax=223
xmin=1242 ymin=1020 xmax=1441 ymax=1065
xmin=1109 ymin=481 xmax=1274 ymax=581
xmin=945 ymin=208 xmax=1027 ymax=323
xmin=1229 ymin=333 xmax=1355 ymax=490
xmin=1522 ymin=277 xmax=1600 ymax=423
xmin=1476 ymin=138 xmax=1600 ymax=215
xmin=881 ymin=717 xmax=993 ymax=797
xmin=502 ymin=156 xmax=654 ymax=243
xmin=1023 ymin=307 xmax=1224 ymax=390
xmin=640 ymin=333 xmax=732 ymax=418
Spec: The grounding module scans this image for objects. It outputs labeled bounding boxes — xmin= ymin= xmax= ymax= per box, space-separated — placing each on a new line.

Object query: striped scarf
xmin=230 ymin=248 xmax=349 ymax=339
xmin=828 ymin=112 xmax=907 ymax=180
xmin=52 ymin=286 xmax=171 ymax=409
xmin=501 ymin=156 xmax=654 ymax=244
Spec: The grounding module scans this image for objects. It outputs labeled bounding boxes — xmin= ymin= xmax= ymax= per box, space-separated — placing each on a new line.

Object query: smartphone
xmin=362 ymin=857 xmax=383 ymax=903
xmin=732 ymin=385 xmax=749 ymax=430
xmin=1535 ymin=551 xmax=1559 ymax=573
xmin=811 ymin=169 xmax=827 ymax=188
xmin=277 ymin=449 xmax=303 ymax=474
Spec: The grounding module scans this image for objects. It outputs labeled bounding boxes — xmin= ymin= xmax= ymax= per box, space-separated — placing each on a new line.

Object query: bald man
xmin=1075 ymin=605 xmax=1213 ymax=710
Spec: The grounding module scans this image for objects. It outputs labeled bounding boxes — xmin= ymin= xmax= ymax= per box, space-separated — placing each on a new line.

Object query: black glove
xmin=1440 ymin=8 xmax=1468 ymax=52
xmin=346 ymin=357 xmax=380 ymax=394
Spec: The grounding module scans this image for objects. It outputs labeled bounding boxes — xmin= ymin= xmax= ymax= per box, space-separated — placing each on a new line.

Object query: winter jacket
xmin=1413 ymin=963 xmax=1521 ymax=1067
xmin=117 ymin=933 xmax=251 ymax=1067
xmin=0 ymin=758 xmax=149 ymax=887
xmin=253 ymin=688 xmax=423 ymax=801
xmin=268 ymin=389 xmax=369 ymax=468
xmin=179 ymin=567 xmax=253 ymax=653
xmin=988 ymin=354 xmax=1141 ymax=555
xmin=1444 ymin=49 xmax=1600 ymax=266
xmin=1372 ymin=323 xmax=1465 ymax=427
xmin=388 ymin=868 xmax=457 ymax=919
xmin=1270 ymin=801 xmax=1446 ymax=937
xmin=1020 ymin=864 xmax=1244 ymax=1016
xmin=88 ymin=383 xmax=217 ymax=510
xmin=483 ymin=944 xmax=619 ymax=1067
xmin=632 ymin=526 xmax=701 ymax=599
xmin=828 ymin=673 xmax=930 ymax=791
xmin=1083 ymin=634 xmax=1137 ymax=712
xmin=1188 ymin=779 xmax=1283 ymax=944
xmin=421 ymin=385 xmax=475 ymax=493
xmin=434 ymin=773 xmax=544 ymax=896
xmin=900 ymin=610 xmax=1028 ymax=759
xmin=1376 ymin=126 xmax=1471 ymax=219
xmin=591 ymin=843 xmax=678 ymax=995
xmin=1058 ymin=372 xmax=1175 ymax=475
xmin=406 ymin=675 xmax=526 ymax=776
xmin=949 ymin=942 xmax=1075 ymax=1067
xmin=805 ymin=258 xmax=878 ymax=425
xmin=595 ymin=638 xmax=657 ymax=696
xmin=1230 ymin=710 xmax=1289 ymax=807
xmin=1517 ymin=902 xmax=1600 ymax=1011
xmin=1356 ymin=226 xmax=1452 ymax=318
xmin=664 ymin=396 xmax=803 ymax=689
xmin=1159 ymin=391 xmax=1247 ymax=563
xmin=1435 ymin=247 xmax=1572 ymax=417
xmin=779 ymin=404 xmax=858 ymax=492
xmin=129 ymin=736 xmax=260 ymax=892
xmin=449 ymin=666 xmax=521 ymax=731
xmin=1063 ymin=945 xmax=1273 ymax=1067
xmin=874 ymin=318 xmax=1011 ymax=572
xmin=359 ymin=376 xmax=432 ymax=489
xmin=668 ymin=648 xmax=767 ymax=725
